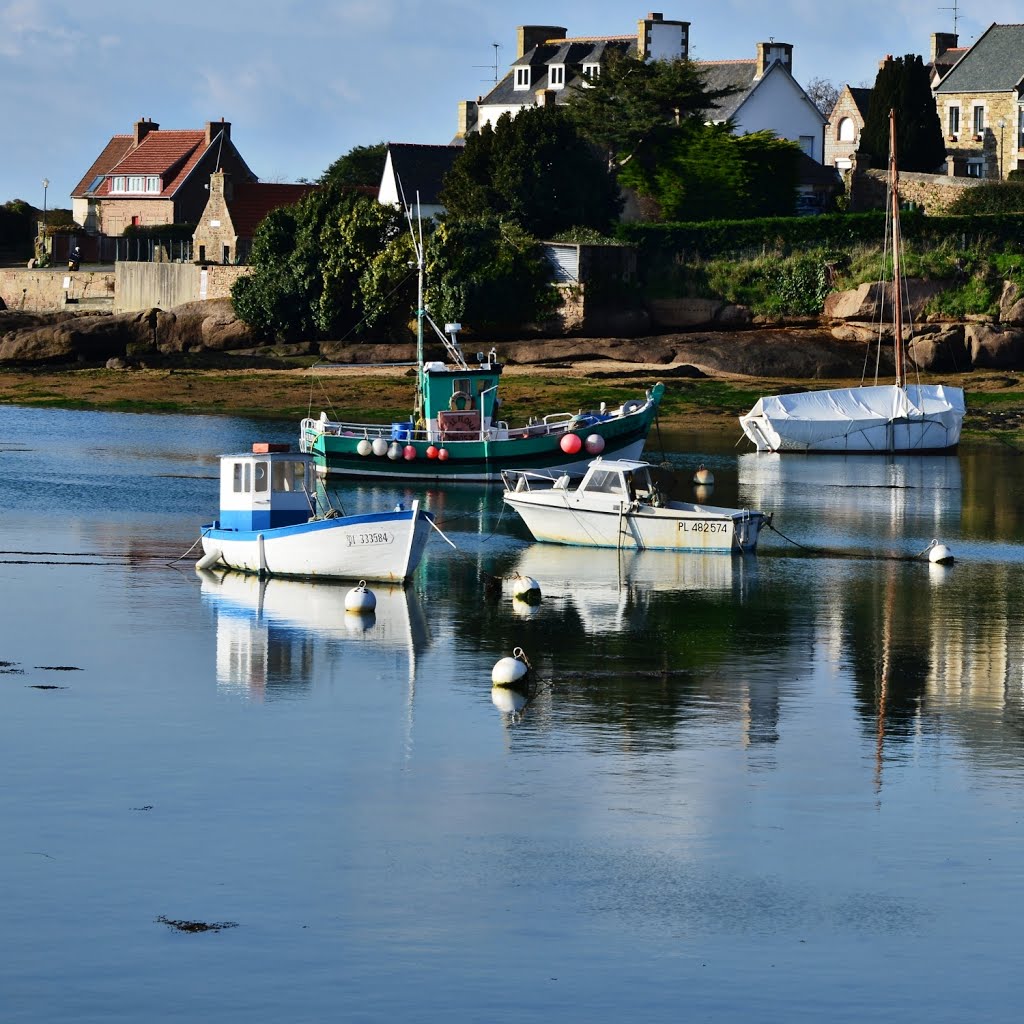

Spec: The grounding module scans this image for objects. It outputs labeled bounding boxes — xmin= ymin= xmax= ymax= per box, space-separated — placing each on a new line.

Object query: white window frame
xmin=127 ymin=175 xmax=145 ymax=192
xmin=514 ymin=67 xmax=531 ymax=90
xmin=582 ymin=63 xmax=601 ymax=83
xmin=111 ymin=176 xmax=125 ymax=192
xmin=1018 ymin=107 xmax=1024 ymax=150
xmin=837 ymin=117 xmax=856 ymax=142
xmin=973 ymin=104 xmax=985 ymax=137
xmin=947 ymin=105 xmax=960 ymax=138
xmin=799 ymin=135 xmax=815 ymax=157
xmin=146 ymin=175 xmax=160 ymax=193
xmin=549 ymin=64 xmax=565 ymax=87
xmin=966 ymin=158 xmax=984 ymax=178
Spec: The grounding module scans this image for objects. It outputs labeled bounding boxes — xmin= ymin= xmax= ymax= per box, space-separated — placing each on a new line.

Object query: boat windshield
xmin=583 ymin=469 xmax=625 ymax=495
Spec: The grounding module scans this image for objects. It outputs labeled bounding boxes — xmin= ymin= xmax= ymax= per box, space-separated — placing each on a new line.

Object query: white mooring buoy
xmin=345 ymin=580 xmax=377 ymax=613
xmin=195 ymin=547 xmax=222 ymax=570
xmin=693 ymin=464 xmax=715 ymax=487
xmin=511 ymin=574 xmax=541 ymax=603
xmin=926 ymin=540 xmax=955 ymax=565
xmin=492 ymin=647 xmax=531 ymax=686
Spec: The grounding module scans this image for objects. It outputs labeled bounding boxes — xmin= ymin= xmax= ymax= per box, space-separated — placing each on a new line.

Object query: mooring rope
xmin=765 ymin=521 xmax=941 ymax=563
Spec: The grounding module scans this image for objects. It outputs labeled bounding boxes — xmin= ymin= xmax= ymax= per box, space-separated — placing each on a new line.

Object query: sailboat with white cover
xmin=739 ymin=110 xmax=965 ymax=454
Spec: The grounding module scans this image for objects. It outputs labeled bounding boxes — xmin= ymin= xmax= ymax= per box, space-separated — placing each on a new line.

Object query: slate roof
xmin=935 ymin=23 xmax=1024 ymax=93
xmin=930 ymin=46 xmax=967 ymax=81
xmin=227 ymin=183 xmax=318 ymax=238
xmin=695 ymin=60 xmax=758 ymax=120
xmin=385 ymin=144 xmax=462 ymax=205
xmin=847 ymin=87 xmax=873 ymax=119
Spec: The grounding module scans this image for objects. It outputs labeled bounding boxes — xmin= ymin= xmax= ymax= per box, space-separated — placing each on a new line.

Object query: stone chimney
xmin=535 ymin=88 xmax=558 ymax=108
xmin=931 ymin=32 xmax=958 ymax=63
xmin=456 ymin=100 xmax=478 ymax=139
xmin=638 ymin=12 xmax=689 ymax=60
xmin=209 ymin=169 xmax=233 ymax=202
xmin=517 ymin=25 xmax=566 ymax=58
xmin=755 ymin=41 xmax=793 ymax=78
xmin=133 ymin=118 xmax=159 ymax=146
xmin=205 ymin=118 xmax=231 ymax=146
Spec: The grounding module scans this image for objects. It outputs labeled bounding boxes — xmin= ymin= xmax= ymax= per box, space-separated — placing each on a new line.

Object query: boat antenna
xmin=889 ymin=109 xmax=905 ymax=389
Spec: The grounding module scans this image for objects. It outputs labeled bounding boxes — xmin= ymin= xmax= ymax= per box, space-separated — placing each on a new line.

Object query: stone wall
xmin=0 ymin=269 xmax=116 ymax=312
xmin=853 ymin=167 xmax=982 ymax=214
xmin=2 ymin=264 xmax=249 ymax=314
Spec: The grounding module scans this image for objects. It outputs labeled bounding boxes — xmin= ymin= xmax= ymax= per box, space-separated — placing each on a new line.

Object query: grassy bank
xmin=1 ymin=363 xmax=1022 ymax=445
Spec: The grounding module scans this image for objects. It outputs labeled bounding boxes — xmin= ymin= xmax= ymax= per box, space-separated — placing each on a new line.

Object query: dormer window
xmin=146 ymin=175 xmax=160 ymax=193
xmin=549 ymin=64 xmax=565 ymax=88
xmin=514 ymin=67 xmax=531 ymax=90
xmin=582 ymin=63 xmax=601 ymax=82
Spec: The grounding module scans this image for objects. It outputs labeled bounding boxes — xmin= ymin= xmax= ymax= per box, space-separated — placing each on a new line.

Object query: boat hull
xmin=739 ymin=384 xmax=965 ymax=453
xmin=200 ymin=504 xmax=432 ymax=582
xmin=302 ymin=387 xmax=663 ymax=482
xmin=504 ymin=495 xmax=766 ymax=553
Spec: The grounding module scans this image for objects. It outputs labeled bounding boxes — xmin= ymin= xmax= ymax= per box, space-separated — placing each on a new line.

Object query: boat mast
xmin=889 ymin=109 xmax=905 ymax=389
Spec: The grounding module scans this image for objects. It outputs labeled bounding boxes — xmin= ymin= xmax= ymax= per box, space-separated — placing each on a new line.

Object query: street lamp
xmin=41 ymin=178 xmax=49 ymax=264
xmin=998 ymin=120 xmax=1006 ymax=179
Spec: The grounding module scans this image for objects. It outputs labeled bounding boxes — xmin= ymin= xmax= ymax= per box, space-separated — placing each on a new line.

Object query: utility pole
xmin=41 ymin=177 xmax=49 ymax=264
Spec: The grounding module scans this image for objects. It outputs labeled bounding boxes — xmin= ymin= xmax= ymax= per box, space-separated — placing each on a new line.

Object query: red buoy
xmin=403 ymin=445 xmax=416 ymax=461
xmin=560 ymin=433 xmax=582 ymax=455
xmin=438 ymin=448 xmax=450 ymax=461
xmin=426 ymin=445 xmax=439 ymax=459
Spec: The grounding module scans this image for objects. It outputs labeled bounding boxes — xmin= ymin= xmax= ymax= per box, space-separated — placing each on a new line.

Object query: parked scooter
xmin=68 ymin=246 xmax=81 ymax=272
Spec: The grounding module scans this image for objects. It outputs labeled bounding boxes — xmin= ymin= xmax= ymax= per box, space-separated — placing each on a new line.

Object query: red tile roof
xmin=100 ymin=130 xmax=210 ymax=197
xmin=227 ymin=182 xmax=319 ymax=237
xmin=71 ymin=135 xmax=135 ymax=196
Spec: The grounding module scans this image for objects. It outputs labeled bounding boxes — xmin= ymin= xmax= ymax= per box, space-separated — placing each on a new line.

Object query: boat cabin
xmin=568 ymin=459 xmax=662 ymax=505
xmin=215 ymin=443 xmax=316 ymax=531
xmin=419 ymin=353 xmax=503 ymax=443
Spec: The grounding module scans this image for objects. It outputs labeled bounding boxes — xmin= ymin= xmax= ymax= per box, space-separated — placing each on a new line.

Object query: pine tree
xmin=860 ymin=55 xmax=946 ymax=172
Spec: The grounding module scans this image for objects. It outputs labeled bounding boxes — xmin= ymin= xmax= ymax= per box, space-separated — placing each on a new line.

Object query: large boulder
xmin=999 ymin=281 xmax=1024 ymax=325
xmin=907 ymin=325 xmax=968 ymax=373
xmin=965 ymin=323 xmax=1024 ymax=368
xmin=825 ymin=279 xmax=946 ymax=321
xmin=153 ymin=299 xmax=257 ymax=353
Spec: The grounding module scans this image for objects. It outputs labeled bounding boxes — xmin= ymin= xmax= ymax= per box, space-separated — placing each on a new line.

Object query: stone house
xmin=193 ymin=171 xmax=318 ymax=265
xmin=933 ymin=23 xmax=1024 ymax=180
xmin=824 ymin=85 xmax=872 ymax=171
xmin=71 ymin=118 xmax=257 ymax=235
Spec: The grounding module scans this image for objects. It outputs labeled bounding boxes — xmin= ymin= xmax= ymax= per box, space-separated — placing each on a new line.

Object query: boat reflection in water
xmin=738 ymin=452 xmax=962 ymax=548
xmin=197 ymin=569 xmax=429 ymax=699
xmin=509 ymin=543 xmax=758 ymax=633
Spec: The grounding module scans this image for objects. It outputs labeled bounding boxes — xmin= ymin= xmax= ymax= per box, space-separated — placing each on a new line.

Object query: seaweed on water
xmin=35 ymin=665 xmax=82 ymax=671
xmin=29 ymin=684 xmax=67 ymax=690
xmin=156 ymin=916 xmax=238 ymax=934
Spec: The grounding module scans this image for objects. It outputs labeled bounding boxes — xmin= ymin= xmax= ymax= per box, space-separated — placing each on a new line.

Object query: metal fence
xmin=110 ymin=236 xmax=194 ymax=263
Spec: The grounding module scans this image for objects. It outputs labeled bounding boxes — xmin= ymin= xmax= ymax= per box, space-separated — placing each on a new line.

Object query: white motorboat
xmin=739 ymin=109 xmax=965 ymax=454
xmin=502 ymin=459 xmax=769 ymax=553
xmin=198 ymin=443 xmax=433 ymax=582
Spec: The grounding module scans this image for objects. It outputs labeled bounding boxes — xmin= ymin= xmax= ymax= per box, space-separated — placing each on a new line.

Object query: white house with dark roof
xmin=697 ymin=42 xmax=826 ymax=161
xmin=933 ymin=23 xmax=1024 ymax=179
xmin=378 ymin=143 xmax=462 ymax=219
xmin=457 ymin=14 xmax=690 ymax=138
xmin=457 ymin=17 xmax=825 ymax=165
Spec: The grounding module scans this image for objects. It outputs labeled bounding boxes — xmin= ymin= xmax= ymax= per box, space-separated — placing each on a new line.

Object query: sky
xmin=1 ymin=0 xmax=1019 ymax=209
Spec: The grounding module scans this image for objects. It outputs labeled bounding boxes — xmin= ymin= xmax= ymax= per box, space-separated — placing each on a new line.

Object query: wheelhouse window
xmin=583 ymin=469 xmax=624 ymax=495
xmin=233 ymin=462 xmax=252 ymax=492
xmin=272 ymin=461 xmax=306 ymax=492
xmin=253 ymin=461 xmax=269 ymax=493
xmin=973 ymin=105 xmax=985 ymax=135
xmin=948 ymin=106 xmax=960 ymax=136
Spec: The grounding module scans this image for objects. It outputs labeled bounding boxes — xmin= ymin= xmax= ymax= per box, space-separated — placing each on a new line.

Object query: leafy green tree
xmin=859 ymin=55 xmax=945 ymax=172
xmin=565 ymin=49 xmax=737 ymax=174
xmin=626 ymin=123 xmax=800 ymax=221
xmin=0 ymin=199 xmax=34 ymax=256
xmin=425 ymin=216 xmax=558 ymax=330
xmin=440 ymin=106 xmax=621 ymax=237
xmin=320 ymin=143 xmax=388 ymax=188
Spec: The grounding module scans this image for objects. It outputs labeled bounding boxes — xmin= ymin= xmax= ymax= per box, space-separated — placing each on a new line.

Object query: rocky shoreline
xmin=3 ymin=279 xmax=1024 ymax=377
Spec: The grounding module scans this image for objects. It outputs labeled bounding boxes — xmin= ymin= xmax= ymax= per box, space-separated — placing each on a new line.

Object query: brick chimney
xmin=205 ymin=118 xmax=231 ymax=145
xmin=456 ymin=100 xmax=478 ymax=139
xmin=756 ymin=41 xmax=793 ymax=77
xmin=133 ymin=118 xmax=159 ymax=146
xmin=517 ymin=25 xmax=566 ymax=58
xmin=930 ymin=31 xmax=958 ymax=62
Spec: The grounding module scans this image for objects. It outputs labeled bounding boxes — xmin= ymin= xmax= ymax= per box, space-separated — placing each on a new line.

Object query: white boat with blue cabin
xmin=198 ymin=443 xmax=433 ymax=582
xmin=502 ymin=459 xmax=769 ymax=553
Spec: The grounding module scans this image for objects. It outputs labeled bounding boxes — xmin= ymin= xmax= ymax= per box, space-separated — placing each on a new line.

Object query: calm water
xmin=2 ymin=406 xmax=1023 ymax=1023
